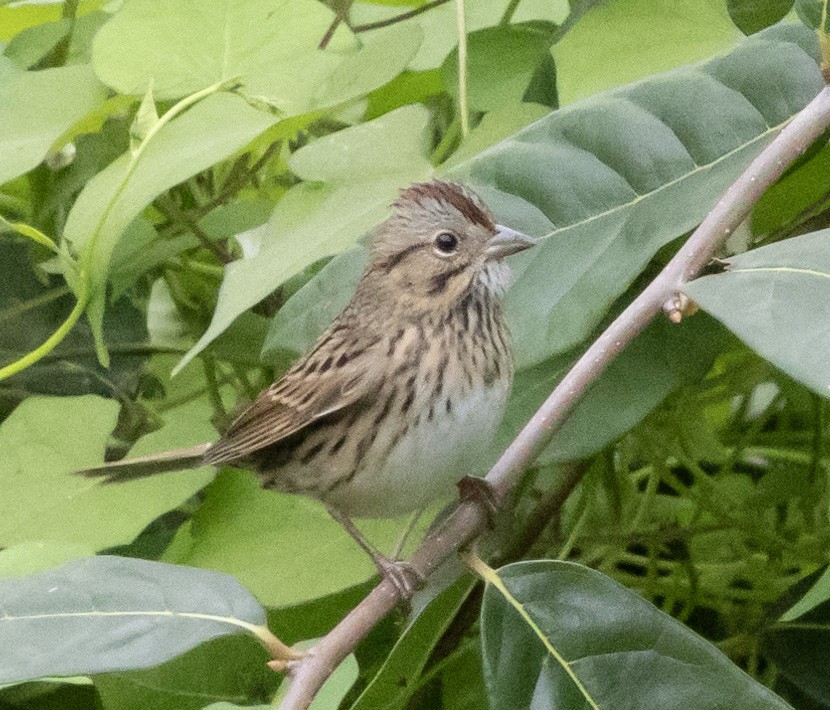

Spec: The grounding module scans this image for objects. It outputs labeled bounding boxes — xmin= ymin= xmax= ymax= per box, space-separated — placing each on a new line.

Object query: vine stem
xmin=277 ymin=86 xmax=830 ymax=709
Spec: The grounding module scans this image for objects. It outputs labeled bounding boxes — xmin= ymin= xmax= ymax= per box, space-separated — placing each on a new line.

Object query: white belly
xmin=324 ymin=380 xmax=510 ymax=517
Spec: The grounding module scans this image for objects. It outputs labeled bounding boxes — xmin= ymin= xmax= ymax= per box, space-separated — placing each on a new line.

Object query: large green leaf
xmin=92 ymin=0 xmax=421 ymax=112
xmin=498 ymin=313 xmax=727 ymax=464
xmin=0 ymin=64 xmax=105 ymax=185
xmin=684 ymin=229 xmax=830 ymax=399
xmin=552 ymin=0 xmax=743 ymax=104
xmin=175 ymin=104 xmax=433 ymax=373
xmin=481 ymin=560 xmax=791 ymax=709
xmin=0 ymin=394 xmax=214 ymax=550
xmin=451 ymin=24 xmax=822 ymax=368
xmin=92 ymin=0 xmax=352 ymax=103
xmin=62 ymin=91 xmax=278 ymax=354
xmin=93 ymin=635 xmax=280 ymax=710
xmin=0 ymin=556 xmax=271 ymax=684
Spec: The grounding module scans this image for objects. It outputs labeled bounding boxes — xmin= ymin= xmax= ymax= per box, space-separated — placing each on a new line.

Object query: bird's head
xmin=367 ymin=180 xmax=534 ymax=310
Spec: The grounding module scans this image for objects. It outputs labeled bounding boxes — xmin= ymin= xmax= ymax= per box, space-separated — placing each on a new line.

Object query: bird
xmin=77 ymin=180 xmax=535 ymax=592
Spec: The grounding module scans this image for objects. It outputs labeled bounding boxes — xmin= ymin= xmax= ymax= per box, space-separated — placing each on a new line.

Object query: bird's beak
xmin=485 ymin=225 xmax=536 ymax=260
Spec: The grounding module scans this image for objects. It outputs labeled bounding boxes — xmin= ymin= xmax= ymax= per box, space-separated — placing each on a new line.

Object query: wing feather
xmin=204 ymin=330 xmax=373 ymax=465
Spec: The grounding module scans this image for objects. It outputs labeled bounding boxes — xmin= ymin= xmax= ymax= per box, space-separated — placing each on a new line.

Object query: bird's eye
xmin=434 ymin=232 xmax=459 ymax=255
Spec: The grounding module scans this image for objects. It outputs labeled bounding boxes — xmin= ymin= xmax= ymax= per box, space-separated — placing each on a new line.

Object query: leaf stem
xmin=499 ymin=0 xmax=523 ymax=25
xmin=462 ymin=552 xmax=600 ymax=710
xmin=455 ymin=0 xmax=469 ymax=138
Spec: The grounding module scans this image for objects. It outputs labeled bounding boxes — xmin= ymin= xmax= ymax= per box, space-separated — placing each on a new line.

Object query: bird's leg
xmin=325 ymin=505 xmax=425 ymax=597
xmin=391 ymin=506 xmax=426 ymax=559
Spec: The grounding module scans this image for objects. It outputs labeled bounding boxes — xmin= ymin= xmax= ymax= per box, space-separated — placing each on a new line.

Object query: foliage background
xmin=1 ymin=0 xmax=830 ymax=708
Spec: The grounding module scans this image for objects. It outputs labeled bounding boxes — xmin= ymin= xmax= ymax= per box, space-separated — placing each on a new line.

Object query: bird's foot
xmin=457 ymin=475 xmax=502 ymax=528
xmin=374 ymin=555 xmax=426 ymax=598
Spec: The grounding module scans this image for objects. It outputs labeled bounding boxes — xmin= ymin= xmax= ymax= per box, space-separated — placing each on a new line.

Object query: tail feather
xmin=75 ymin=443 xmax=213 ymax=484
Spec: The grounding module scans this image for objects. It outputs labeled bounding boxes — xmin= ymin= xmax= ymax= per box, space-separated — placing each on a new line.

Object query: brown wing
xmin=204 ymin=330 xmax=374 ymax=465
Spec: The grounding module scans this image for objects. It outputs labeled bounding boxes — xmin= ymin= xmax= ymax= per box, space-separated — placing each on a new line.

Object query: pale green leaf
xmin=92 ymin=0 xmax=352 ymax=103
xmin=684 ymin=229 xmax=830 ymax=399
xmin=0 ymin=542 xmax=93 ymax=580
xmin=0 ymin=64 xmax=106 ymax=185
xmin=175 ymin=104 xmax=432 ymax=373
xmin=62 ymin=91 xmax=278 ymax=352
xmin=553 ymin=0 xmax=744 ymax=105
xmin=165 ymin=470 xmax=429 ymax=606
xmin=0 ymin=395 xmax=215 ymax=550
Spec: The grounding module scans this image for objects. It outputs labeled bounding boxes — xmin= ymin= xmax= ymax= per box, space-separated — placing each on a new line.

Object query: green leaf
xmin=481 ymin=560 xmax=791 ymax=709
xmin=352 ymin=0 xmax=569 ymax=71
xmin=684 ymin=229 xmax=830 ymax=399
xmin=499 ymin=313 xmax=726 ymax=464
xmin=62 ymin=91 xmax=278 ymax=353
xmin=442 ymin=22 xmax=556 ymax=113
xmin=450 ymin=25 xmax=823 ymax=368
xmin=314 ymin=23 xmax=423 ymax=109
xmin=0 ymin=542 xmax=93 ymax=580
xmin=0 ymin=556 xmax=272 ymax=684
xmin=552 ymin=0 xmax=743 ymax=105
xmin=751 ymin=143 xmax=830 ymax=236
xmin=727 ymin=0 xmax=796 ymax=34
xmin=93 ymin=635 xmax=280 ymax=710
xmin=3 ymin=18 xmax=70 ymax=68
xmin=129 ymin=82 xmax=159 ymax=155
xmin=0 ymin=64 xmax=106 ymax=185
xmin=93 ymin=0 xmax=347 ymax=102
xmin=350 ymin=576 xmax=476 ymax=710
xmin=0 ymin=394 xmax=214 ymax=550
xmin=782 ymin=566 xmax=830 ymax=622
xmin=443 ymin=103 xmax=551 ymax=169
xmin=175 ymin=104 xmax=432 ymax=373
xmin=764 ymin=593 xmax=830 ymax=704
xmin=164 ymin=469 xmax=426 ymax=606
xmin=262 ymin=248 xmax=367 ymax=362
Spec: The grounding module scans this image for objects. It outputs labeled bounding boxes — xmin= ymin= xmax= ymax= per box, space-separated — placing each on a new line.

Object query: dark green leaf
xmin=684 ymin=229 xmax=830 ymax=399
xmin=727 ymin=0 xmax=795 ymax=34
xmin=350 ymin=576 xmax=476 ymax=709
xmin=0 ymin=556 xmax=271 ymax=684
xmin=0 ymin=240 xmax=148 ymax=414
xmin=481 ymin=560 xmax=791 ymax=709
xmin=454 ymin=24 xmax=822 ymax=368
xmin=765 ymin=595 xmax=830 ymax=704
xmin=93 ymin=635 xmax=279 ymax=710
xmin=442 ymin=22 xmax=556 ymax=112
xmin=0 ymin=63 xmax=106 ymax=184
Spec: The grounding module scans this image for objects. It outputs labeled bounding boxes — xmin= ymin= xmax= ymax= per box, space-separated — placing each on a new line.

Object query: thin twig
xmin=154 ymin=198 xmax=234 ymax=263
xmin=351 ymin=0 xmax=450 ymax=32
xmin=277 ymin=86 xmax=830 ymax=710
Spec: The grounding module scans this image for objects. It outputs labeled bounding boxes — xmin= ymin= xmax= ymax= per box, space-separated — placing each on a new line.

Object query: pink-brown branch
xmin=278 ymin=85 xmax=830 ymax=710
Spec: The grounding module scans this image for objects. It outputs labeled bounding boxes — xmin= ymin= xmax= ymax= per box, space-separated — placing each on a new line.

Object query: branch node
xmin=662 ymin=293 xmax=698 ymax=324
